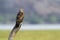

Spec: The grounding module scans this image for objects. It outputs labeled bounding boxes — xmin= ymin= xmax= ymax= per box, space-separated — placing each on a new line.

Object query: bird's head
xmin=20 ymin=9 xmax=24 ymax=13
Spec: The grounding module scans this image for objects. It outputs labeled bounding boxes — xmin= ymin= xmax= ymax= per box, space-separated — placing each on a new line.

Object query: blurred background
xmin=0 ymin=0 xmax=60 ymax=40
xmin=0 ymin=0 xmax=60 ymax=24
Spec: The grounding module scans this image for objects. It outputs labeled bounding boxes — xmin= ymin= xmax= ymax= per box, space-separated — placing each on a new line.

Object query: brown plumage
xmin=8 ymin=9 xmax=24 ymax=40
xmin=16 ymin=9 xmax=24 ymax=25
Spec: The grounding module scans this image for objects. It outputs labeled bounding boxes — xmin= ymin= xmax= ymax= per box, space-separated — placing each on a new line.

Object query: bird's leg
xmin=8 ymin=24 xmax=21 ymax=40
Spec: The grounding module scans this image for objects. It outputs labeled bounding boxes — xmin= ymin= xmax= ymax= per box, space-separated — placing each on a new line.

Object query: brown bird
xmin=8 ymin=9 xmax=24 ymax=40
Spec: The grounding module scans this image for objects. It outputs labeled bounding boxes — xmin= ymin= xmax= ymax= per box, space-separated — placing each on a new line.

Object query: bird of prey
xmin=8 ymin=9 xmax=24 ymax=40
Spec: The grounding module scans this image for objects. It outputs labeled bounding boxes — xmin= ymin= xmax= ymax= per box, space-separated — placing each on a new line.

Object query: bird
xmin=8 ymin=9 xmax=24 ymax=40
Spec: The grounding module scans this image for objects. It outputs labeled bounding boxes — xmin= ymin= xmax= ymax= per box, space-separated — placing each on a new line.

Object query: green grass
xmin=0 ymin=30 xmax=60 ymax=40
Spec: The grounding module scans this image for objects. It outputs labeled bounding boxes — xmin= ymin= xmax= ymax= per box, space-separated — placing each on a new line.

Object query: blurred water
xmin=0 ymin=24 xmax=60 ymax=30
